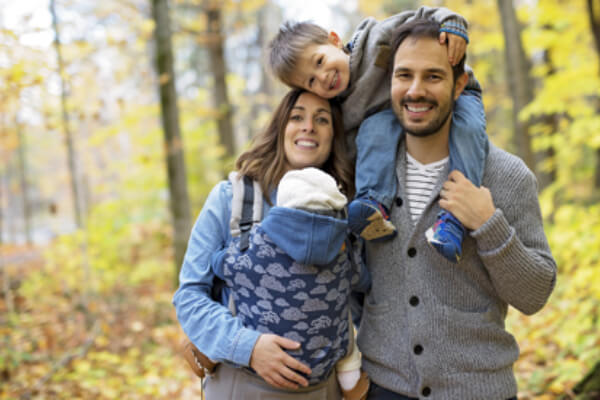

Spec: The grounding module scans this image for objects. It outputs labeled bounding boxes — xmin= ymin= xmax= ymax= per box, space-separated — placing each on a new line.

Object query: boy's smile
xmin=291 ymin=33 xmax=350 ymax=99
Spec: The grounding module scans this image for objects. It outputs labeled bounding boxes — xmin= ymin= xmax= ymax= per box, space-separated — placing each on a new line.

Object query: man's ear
xmin=328 ymin=31 xmax=343 ymax=48
xmin=454 ymin=72 xmax=469 ymax=100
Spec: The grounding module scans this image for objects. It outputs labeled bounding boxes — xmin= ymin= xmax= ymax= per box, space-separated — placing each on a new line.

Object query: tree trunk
xmin=496 ymin=0 xmax=536 ymax=174
xmin=151 ymin=0 xmax=192 ymax=286
xmin=50 ymin=0 xmax=83 ymax=229
xmin=587 ymin=0 xmax=600 ymax=190
xmin=16 ymin=123 xmax=32 ymax=245
xmin=535 ymin=50 xmax=558 ymax=192
xmin=205 ymin=1 xmax=236 ymax=159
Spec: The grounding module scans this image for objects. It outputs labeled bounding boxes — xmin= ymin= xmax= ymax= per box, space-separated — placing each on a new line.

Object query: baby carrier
xmin=183 ymin=173 xmax=357 ymax=384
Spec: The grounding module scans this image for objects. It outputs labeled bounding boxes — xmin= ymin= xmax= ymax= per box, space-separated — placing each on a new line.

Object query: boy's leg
xmin=349 ymin=109 xmax=403 ymax=241
xmin=426 ymin=91 xmax=488 ymax=262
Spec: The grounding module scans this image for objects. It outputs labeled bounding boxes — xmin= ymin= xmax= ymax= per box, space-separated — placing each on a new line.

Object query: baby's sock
xmin=338 ymin=368 xmax=361 ymax=391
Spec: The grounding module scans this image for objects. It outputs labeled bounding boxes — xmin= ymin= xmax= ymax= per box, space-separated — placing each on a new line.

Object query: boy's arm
xmin=410 ymin=6 xmax=482 ymax=94
xmin=411 ymin=5 xmax=468 ymax=40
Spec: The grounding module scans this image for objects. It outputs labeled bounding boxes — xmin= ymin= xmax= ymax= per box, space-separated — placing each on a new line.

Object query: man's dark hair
xmin=390 ymin=18 xmax=466 ymax=82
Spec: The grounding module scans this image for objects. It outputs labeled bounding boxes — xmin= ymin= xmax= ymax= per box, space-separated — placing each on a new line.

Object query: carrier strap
xmin=239 ymin=175 xmax=255 ymax=251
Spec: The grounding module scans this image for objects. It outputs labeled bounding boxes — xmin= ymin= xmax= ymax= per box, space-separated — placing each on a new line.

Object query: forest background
xmin=1 ymin=0 xmax=599 ymax=398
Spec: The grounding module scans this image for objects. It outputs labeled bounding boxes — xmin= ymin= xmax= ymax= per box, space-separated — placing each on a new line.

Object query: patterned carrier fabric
xmin=222 ymin=224 xmax=358 ymax=384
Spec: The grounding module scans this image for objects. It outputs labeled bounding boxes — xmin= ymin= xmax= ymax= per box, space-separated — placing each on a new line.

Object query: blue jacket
xmin=173 ymin=180 xmax=370 ymax=367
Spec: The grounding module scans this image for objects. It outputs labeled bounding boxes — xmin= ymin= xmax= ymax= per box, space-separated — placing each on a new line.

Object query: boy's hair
xmin=390 ymin=18 xmax=466 ymax=82
xmin=236 ymin=89 xmax=355 ymax=201
xmin=268 ymin=21 xmax=330 ymax=88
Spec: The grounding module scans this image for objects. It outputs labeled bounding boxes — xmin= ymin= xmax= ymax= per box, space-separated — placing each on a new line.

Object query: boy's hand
xmin=439 ymin=32 xmax=467 ymax=66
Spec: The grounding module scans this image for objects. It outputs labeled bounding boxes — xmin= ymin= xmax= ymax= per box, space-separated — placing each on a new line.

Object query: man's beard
xmin=393 ymin=85 xmax=456 ymax=138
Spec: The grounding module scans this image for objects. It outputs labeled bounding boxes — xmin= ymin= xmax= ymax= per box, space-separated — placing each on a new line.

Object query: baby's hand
xmin=439 ymin=32 xmax=467 ymax=66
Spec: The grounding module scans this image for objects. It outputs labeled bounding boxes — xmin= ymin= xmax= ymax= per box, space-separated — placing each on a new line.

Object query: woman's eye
xmin=290 ymin=115 xmax=302 ymax=121
xmin=316 ymin=117 xmax=330 ymax=124
xmin=308 ymin=77 xmax=315 ymax=88
xmin=317 ymin=57 xmax=323 ymax=66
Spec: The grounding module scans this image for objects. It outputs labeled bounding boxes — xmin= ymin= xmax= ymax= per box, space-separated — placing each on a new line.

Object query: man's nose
xmin=406 ymin=79 xmax=425 ymax=98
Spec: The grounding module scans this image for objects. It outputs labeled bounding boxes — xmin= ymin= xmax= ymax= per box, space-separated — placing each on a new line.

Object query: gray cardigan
xmin=357 ymin=141 xmax=557 ymax=400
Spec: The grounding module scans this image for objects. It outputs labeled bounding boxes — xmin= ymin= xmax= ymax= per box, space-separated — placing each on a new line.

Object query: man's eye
xmin=429 ymin=75 xmax=442 ymax=81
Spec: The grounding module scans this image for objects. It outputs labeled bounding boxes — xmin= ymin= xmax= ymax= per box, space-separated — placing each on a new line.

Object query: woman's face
xmin=283 ymin=92 xmax=334 ymax=171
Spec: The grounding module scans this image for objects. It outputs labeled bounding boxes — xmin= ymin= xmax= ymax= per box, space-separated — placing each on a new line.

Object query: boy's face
xmin=290 ymin=33 xmax=350 ymax=99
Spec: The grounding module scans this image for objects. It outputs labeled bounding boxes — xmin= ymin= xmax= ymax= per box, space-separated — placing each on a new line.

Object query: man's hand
xmin=438 ymin=170 xmax=495 ymax=230
xmin=439 ymin=32 xmax=467 ymax=66
xmin=249 ymin=334 xmax=312 ymax=389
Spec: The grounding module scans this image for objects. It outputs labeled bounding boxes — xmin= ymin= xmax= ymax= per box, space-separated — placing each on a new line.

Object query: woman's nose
xmin=302 ymin=119 xmax=314 ymax=132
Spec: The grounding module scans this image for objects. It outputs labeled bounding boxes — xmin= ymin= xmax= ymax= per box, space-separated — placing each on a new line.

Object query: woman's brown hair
xmin=236 ymin=89 xmax=354 ymax=202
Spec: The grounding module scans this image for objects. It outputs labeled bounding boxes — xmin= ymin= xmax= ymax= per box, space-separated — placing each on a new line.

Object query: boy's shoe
xmin=348 ymin=198 xmax=397 ymax=242
xmin=341 ymin=370 xmax=370 ymax=400
xmin=425 ymin=210 xmax=465 ymax=263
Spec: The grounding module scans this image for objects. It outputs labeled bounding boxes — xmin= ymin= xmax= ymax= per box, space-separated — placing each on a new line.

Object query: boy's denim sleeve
xmin=173 ymin=181 xmax=260 ymax=366
xmin=449 ymin=92 xmax=489 ymax=186
xmin=260 ymin=207 xmax=348 ymax=266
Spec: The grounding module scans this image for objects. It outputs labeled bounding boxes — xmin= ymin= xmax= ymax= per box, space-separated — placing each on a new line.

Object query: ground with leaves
xmin=1 ymin=244 xmax=203 ymax=400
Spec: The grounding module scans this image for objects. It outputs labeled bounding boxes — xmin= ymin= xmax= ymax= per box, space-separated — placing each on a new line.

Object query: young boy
xmin=268 ymin=6 xmax=488 ymax=263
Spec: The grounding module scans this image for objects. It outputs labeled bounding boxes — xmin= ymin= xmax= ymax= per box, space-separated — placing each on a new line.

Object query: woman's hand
xmin=439 ymin=31 xmax=467 ymax=66
xmin=249 ymin=334 xmax=312 ymax=389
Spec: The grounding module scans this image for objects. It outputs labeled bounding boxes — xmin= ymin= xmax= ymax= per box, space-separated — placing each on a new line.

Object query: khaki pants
xmin=204 ymin=363 xmax=342 ymax=400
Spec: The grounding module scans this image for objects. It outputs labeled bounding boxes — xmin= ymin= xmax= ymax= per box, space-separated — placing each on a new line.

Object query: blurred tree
xmin=151 ymin=0 xmax=192 ymax=283
xmin=204 ymin=0 xmax=236 ymax=160
xmin=587 ymin=0 xmax=600 ymax=190
xmin=16 ymin=122 xmax=32 ymax=245
xmin=50 ymin=0 xmax=83 ymax=228
xmin=496 ymin=0 xmax=535 ymax=174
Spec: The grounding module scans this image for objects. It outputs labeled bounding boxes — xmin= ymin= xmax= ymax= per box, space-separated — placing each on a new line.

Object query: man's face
xmin=391 ymin=36 xmax=463 ymax=138
xmin=290 ymin=36 xmax=350 ymax=99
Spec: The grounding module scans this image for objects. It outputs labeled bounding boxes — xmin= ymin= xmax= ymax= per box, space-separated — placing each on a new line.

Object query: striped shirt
xmin=404 ymin=152 xmax=448 ymax=223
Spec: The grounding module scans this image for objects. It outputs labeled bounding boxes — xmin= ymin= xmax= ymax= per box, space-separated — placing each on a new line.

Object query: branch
xmin=20 ymin=320 xmax=100 ymax=400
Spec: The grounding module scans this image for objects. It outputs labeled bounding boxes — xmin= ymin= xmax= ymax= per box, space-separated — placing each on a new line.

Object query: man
xmin=355 ymin=18 xmax=557 ymax=400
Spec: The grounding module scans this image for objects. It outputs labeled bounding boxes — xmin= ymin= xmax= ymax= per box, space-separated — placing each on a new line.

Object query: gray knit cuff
xmin=470 ymin=209 xmax=514 ymax=254
xmin=440 ymin=17 xmax=469 ymax=43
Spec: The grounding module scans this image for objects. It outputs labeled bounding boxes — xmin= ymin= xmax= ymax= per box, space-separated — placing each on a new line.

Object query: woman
xmin=173 ymin=89 xmax=370 ymax=399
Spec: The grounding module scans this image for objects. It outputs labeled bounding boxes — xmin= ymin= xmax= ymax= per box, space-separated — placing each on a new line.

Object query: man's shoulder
xmin=484 ymin=144 xmax=536 ymax=187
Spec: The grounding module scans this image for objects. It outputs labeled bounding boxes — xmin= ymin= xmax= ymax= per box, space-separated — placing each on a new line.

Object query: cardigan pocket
xmin=434 ymin=302 xmax=519 ymax=374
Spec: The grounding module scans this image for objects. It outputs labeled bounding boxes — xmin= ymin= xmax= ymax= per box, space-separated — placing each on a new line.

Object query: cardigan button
xmin=421 ymin=386 xmax=431 ymax=397
xmin=395 ymin=197 xmax=403 ymax=207
xmin=407 ymin=247 xmax=417 ymax=257
xmin=414 ymin=344 xmax=423 ymax=355
xmin=409 ymin=296 xmax=419 ymax=306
